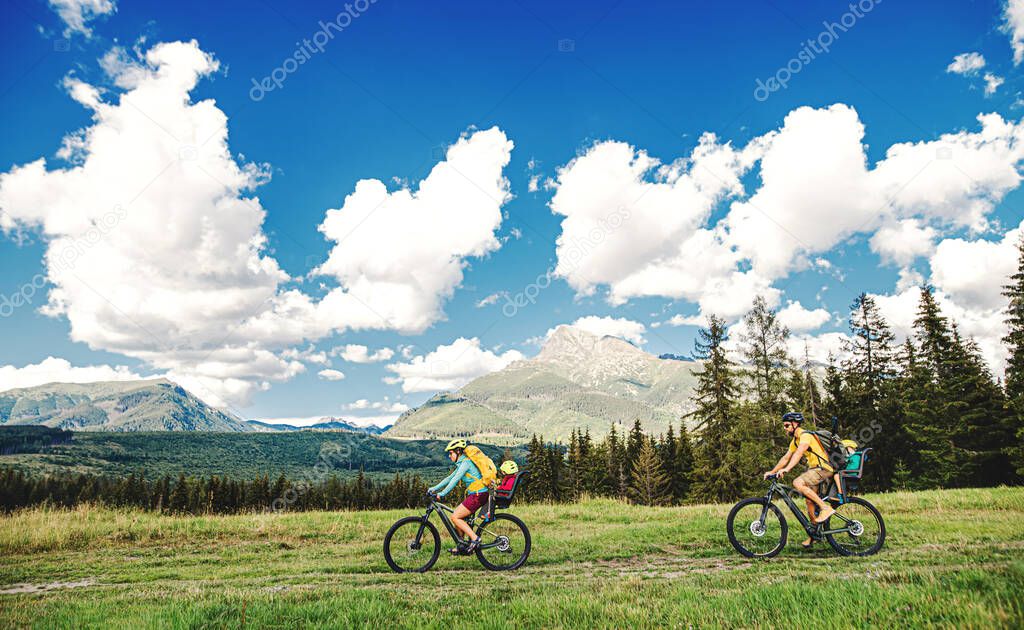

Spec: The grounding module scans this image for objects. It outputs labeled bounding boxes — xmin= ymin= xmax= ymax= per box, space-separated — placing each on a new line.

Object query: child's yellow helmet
xmin=500 ymin=460 xmax=519 ymax=475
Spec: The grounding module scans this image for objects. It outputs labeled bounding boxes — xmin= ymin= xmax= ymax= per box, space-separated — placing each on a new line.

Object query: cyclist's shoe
xmin=800 ymin=537 xmax=814 ymax=549
xmin=448 ymin=542 xmax=468 ymax=556
xmin=464 ymin=538 xmax=481 ymax=554
xmin=815 ymin=506 xmax=836 ymax=523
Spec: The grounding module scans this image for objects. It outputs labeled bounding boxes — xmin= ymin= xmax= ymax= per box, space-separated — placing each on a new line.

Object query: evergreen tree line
xmin=0 ymin=467 xmax=432 ymax=514
xmin=521 ymin=421 xmax=693 ymax=506
xmin=523 ymin=240 xmax=1024 ymax=504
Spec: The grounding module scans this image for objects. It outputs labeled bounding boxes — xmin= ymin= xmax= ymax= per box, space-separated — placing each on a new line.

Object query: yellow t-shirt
xmin=788 ymin=429 xmax=834 ymax=472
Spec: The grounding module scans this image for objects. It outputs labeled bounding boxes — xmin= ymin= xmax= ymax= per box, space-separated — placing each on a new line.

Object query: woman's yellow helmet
xmin=445 ymin=438 xmax=468 ymax=452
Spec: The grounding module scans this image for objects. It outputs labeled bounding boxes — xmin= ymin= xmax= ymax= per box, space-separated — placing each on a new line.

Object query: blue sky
xmin=2 ymin=0 xmax=1023 ymax=425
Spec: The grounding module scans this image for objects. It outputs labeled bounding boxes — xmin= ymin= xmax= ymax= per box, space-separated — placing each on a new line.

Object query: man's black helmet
xmin=782 ymin=412 xmax=804 ymax=424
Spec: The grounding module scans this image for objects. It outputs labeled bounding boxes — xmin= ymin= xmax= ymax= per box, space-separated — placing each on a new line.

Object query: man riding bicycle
xmin=428 ymin=439 xmax=489 ymax=554
xmin=763 ymin=412 xmax=836 ymax=548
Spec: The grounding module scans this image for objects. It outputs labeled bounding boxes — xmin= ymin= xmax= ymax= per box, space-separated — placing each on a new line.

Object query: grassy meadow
xmin=1 ymin=487 xmax=1022 ymax=628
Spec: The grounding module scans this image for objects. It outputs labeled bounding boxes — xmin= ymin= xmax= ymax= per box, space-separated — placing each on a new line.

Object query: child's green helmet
xmin=499 ymin=460 xmax=519 ymax=475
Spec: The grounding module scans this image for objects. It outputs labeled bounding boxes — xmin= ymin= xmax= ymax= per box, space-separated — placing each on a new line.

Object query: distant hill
xmin=0 ymin=426 xmax=515 ymax=481
xmin=0 ymin=379 xmax=251 ymax=432
xmin=246 ymin=418 xmax=389 ymax=435
xmin=386 ymin=326 xmax=701 ymax=444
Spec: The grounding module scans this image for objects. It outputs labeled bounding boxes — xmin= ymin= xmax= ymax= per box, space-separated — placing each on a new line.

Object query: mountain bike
xmin=383 ymin=481 xmax=531 ymax=572
xmin=726 ymin=472 xmax=885 ymax=558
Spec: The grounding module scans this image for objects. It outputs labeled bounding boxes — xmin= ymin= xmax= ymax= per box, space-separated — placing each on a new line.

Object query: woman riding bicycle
xmin=428 ymin=439 xmax=489 ymax=554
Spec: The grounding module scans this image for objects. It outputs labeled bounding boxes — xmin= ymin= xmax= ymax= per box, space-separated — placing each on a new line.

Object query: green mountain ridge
xmin=0 ymin=426 xmax=514 ymax=481
xmin=0 ymin=379 xmax=250 ymax=432
xmin=386 ymin=326 xmax=701 ymax=444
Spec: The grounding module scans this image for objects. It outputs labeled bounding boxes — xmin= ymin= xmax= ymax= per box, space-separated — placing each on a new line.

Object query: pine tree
xmin=784 ymin=367 xmax=811 ymax=417
xmin=844 ymin=293 xmax=896 ymax=409
xmin=526 ymin=434 xmax=552 ymax=501
xmin=842 ymin=292 xmax=900 ymax=488
xmin=944 ymin=330 xmax=1017 ymax=486
xmin=905 ymin=286 xmax=960 ymax=488
xmin=801 ymin=342 xmax=822 ymax=420
xmin=674 ymin=423 xmax=695 ymax=503
xmin=690 ymin=315 xmax=743 ymax=502
xmin=626 ymin=419 xmax=645 ymax=469
xmin=546 ymin=442 xmax=568 ymax=501
xmin=741 ymin=296 xmax=792 ymax=414
xmin=566 ymin=429 xmax=583 ymax=500
xmin=605 ymin=423 xmax=627 ymax=498
xmin=1002 ymin=236 xmax=1024 ymax=476
xmin=820 ymin=352 xmax=849 ymax=422
xmin=728 ymin=401 xmax=785 ymax=498
xmin=628 ymin=437 xmax=670 ymax=506
xmin=168 ymin=473 xmax=189 ymax=513
xmin=579 ymin=428 xmax=604 ymax=496
xmin=660 ymin=424 xmax=679 ymax=501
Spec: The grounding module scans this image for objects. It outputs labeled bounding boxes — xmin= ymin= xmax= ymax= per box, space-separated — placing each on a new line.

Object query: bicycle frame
xmin=762 ymin=478 xmax=857 ymax=538
xmin=415 ymin=500 xmax=504 ymax=551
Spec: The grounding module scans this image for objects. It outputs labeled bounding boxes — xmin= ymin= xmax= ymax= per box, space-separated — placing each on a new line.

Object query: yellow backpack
xmin=463 ymin=445 xmax=497 ymax=492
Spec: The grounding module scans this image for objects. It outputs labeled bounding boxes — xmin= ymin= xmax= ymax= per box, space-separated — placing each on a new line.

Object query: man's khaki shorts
xmin=795 ymin=467 xmax=831 ymax=488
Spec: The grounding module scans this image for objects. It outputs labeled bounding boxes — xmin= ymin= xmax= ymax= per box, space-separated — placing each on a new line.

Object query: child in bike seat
xmin=482 ymin=460 xmax=519 ymax=521
xmin=497 ymin=460 xmax=519 ymax=492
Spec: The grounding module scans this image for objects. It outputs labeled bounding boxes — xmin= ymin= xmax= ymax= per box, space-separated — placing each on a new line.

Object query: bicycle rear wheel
xmin=824 ymin=497 xmax=885 ymax=556
xmin=383 ymin=516 xmax=440 ymax=573
xmin=726 ymin=497 xmax=788 ymax=558
xmin=475 ymin=513 xmax=531 ymax=571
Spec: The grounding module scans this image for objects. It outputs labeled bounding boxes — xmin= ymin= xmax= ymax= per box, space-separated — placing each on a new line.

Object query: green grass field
xmin=1 ymin=487 xmax=1022 ymax=628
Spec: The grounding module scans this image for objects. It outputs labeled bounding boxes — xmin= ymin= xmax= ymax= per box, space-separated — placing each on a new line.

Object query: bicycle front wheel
xmin=383 ymin=516 xmax=440 ymax=573
xmin=726 ymin=497 xmax=788 ymax=558
xmin=475 ymin=513 xmax=531 ymax=571
xmin=824 ymin=497 xmax=886 ymax=556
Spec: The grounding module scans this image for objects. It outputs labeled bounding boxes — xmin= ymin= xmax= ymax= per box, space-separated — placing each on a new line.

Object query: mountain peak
xmin=536 ymin=325 xmax=643 ymax=364
xmin=0 ymin=379 xmax=249 ymax=432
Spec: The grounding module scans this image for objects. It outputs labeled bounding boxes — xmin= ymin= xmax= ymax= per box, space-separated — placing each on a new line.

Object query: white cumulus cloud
xmin=0 ymin=356 xmax=146 ymax=392
xmin=0 ymin=41 xmax=515 ymax=409
xmin=312 ymin=127 xmax=514 ymax=334
xmin=776 ymin=301 xmax=831 ymax=333
xmin=332 ymin=344 xmax=394 ymax=363
xmin=385 ymin=337 xmax=524 ymax=393
xmin=342 ymin=398 xmax=408 ymax=412
xmin=946 ymin=52 xmax=986 ymax=75
xmin=929 ymin=222 xmax=1022 ymax=311
xmin=985 ymin=73 xmax=1005 ymax=95
xmin=551 ymin=315 xmax=648 ymax=345
xmin=48 ymin=0 xmax=115 ymax=37
xmin=317 ymin=369 xmax=346 ymax=381
xmin=870 ymin=219 xmax=937 ymax=266
xmin=549 ymin=104 xmax=1024 ymax=324
xmin=1004 ymin=0 xmax=1024 ymax=65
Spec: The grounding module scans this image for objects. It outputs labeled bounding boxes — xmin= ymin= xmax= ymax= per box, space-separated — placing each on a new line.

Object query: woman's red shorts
xmin=461 ymin=491 xmax=488 ymax=514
